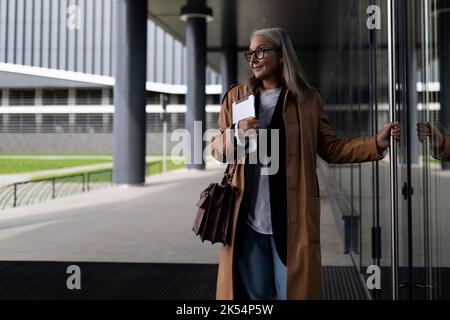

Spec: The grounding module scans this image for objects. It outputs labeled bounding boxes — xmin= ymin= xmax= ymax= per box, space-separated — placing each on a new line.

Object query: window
xmin=42 ymin=114 xmax=69 ymax=133
xmin=206 ymin=94 xmax=220 ymax=105
xmin=75 ymin=89 xmax=102 ymax=105
xmin=174 ymin=94 xmax=185 ymax=104
xmin=146 ymin=91 xmax=160 ymax=104
xmin=43 ymin=89 xmax=69 ymax=105
xmin=9 ymin=89 xmax=35 ymax=105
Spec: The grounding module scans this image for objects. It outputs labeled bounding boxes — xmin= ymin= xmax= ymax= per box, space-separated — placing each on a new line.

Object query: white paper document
xmin=231 ymin=94 xmax=257 ymax=154
xmin=232 ymin=95 xmax=255 ymax=124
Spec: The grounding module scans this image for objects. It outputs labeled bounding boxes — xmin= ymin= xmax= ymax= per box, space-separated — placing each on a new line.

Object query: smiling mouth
xmin=253 ymin=66 xmax=262 ymax=71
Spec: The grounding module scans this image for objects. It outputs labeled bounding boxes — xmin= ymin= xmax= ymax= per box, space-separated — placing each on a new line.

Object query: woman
xmin=210 ymin=27 xmax=401 ymax=300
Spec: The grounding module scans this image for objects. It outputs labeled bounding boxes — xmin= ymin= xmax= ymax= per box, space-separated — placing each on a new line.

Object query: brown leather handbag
xmin=192 ymin=164 xmax=239 ymax=245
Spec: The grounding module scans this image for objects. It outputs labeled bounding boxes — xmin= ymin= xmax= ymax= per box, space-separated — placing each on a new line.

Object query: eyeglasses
xmin=244 ymin=47 xmax=281 ymax=62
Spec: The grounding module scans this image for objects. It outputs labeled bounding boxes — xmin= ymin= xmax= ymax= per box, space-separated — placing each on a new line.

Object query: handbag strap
xmin=222 ymin=163 xmax=238 ymax=185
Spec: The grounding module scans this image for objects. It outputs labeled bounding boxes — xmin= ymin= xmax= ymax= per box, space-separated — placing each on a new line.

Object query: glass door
xmin=411 ymin=0 xmax=450 ymax=300
xmin=396 ymin=0 xmax=450 ymax=300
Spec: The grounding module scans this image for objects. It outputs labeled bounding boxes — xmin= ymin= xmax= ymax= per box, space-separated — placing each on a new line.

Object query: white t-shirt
xmin=236 ymin=87 xmax=282 ymax=234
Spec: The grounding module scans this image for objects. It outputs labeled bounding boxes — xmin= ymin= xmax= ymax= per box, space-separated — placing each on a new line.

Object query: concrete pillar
xmin=35 ymin=88 xmax=42 ymax=132
xmin=101 ymin=88 xmax=110 ymax=133
xmin=113 ymin=0 xmax=147 ymax=184
xmin=2 ymin=89 xmax=9 ymax=131
xmin=68 ymin=88 xmax=76 ymax=105
xmin=35 ymin=89 xmax=43 ymax=105
xmin=181 ymin=0 xmax=212 ymax=170
xmin=220 ymin=0 xmax=237 ymax=98
xmin=101 ymin=87 xmax=110 ymax=105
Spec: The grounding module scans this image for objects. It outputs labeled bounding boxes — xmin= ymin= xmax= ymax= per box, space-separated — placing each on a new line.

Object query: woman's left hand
xmin=376 ymin=122 xmax=401 ymax=153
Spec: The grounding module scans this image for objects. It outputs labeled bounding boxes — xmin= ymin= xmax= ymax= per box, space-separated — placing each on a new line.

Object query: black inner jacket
xmin=232 ymin=88 xmax=288 ymax=299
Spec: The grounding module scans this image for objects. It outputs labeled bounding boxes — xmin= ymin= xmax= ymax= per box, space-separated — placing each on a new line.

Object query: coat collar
xmin=282 ymin=87 xmax=314 ymax=120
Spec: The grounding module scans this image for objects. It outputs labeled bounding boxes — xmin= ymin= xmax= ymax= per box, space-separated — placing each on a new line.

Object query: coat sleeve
xmin=210 ymin=85 xmax=248 ymax=164
xmin=442 ymin=135 xmax=450 ymax=161
xmin=316 ymin=94 xmax=387 ymax=164
xmin=432 ymin=135 xmax=450 ymax=162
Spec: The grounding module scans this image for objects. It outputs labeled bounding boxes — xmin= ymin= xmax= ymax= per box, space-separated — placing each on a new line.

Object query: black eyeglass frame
xmin=244 ymin=47 xmax=281 ymax=62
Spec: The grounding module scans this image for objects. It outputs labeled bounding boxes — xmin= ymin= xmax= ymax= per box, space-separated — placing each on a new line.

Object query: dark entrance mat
xmin=0 ymin=262 xmax=367 ymax=300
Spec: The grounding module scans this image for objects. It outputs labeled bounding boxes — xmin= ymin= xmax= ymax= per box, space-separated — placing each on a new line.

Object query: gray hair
xmin=246 ymin=27 xmax=311 ymax=100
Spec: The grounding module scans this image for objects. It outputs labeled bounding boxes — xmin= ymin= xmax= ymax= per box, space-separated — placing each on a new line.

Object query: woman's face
xmin=248 ymin=35 xmax=282 ymax=80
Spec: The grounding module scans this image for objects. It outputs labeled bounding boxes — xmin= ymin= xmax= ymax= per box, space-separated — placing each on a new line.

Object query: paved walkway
xmin=0 ymin=165 xmax=351 ymax=266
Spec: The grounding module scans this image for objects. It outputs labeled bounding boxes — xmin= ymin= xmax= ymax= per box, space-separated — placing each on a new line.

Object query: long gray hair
xmin=246 ymin=27 xmax=311 ymax=100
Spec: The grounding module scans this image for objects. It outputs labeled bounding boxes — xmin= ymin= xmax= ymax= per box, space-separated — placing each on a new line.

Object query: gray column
xmin=113 ymin=0 xmax=147 ymax=184
xmin=2 ymin=89 xmax=9 ymax=131
xmin=35 ymin=88 xmax=42 ymax=133
xmin=68 ymin=89 xmax=76 ymax=133
xmin=220 ymin=0 xmax=237 ymax=98
xmin=1 ymin=89 xmax=8 ymax=106
xmin=35 ymin=89 xmax=43 ymax=105
xmin=182 ymin=0 xmax=211 ymax=170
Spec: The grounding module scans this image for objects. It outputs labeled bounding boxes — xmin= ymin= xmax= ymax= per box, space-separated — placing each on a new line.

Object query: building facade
xmin=0 ymin=0 xmax=221 ymax=153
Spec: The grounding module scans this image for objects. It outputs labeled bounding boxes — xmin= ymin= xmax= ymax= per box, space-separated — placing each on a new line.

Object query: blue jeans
xmin=237 ymin=223 xmax=287 ymax=300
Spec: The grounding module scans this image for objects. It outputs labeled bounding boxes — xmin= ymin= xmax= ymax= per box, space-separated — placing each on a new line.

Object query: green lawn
xmin=0 ymin=159 xmax=112 ymax=174
xmin=0 ymin=153 xmax=113 ymax=157
xmin=146 ymin=160 xmax=184 ymax=175
xmin=0 ymin=153 xmax=163 ymax=157
xmin=31 ymin=160 xmax=184 ymax=181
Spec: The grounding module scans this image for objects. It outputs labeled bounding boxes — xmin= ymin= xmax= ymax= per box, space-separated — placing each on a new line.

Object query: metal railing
xmin=0 ymin=169 xmax=112 ymax=210
xmin=0 ymin=161 xmax=172 ymax=211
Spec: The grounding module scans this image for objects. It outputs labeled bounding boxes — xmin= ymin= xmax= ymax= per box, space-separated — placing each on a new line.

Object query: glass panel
xmin=409 ymin=0 xmax=450 ymax=300
xmin=376 ymin=0 xmax=393 ymax=299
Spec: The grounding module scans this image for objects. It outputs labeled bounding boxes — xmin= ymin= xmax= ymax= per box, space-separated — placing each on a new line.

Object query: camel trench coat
xmin=210 ymin=83 xmax=386 ymax=300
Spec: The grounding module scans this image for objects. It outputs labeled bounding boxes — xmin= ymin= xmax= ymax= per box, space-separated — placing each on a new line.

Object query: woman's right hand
xmin=237 ymin=116 xmax=260 ymax=137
